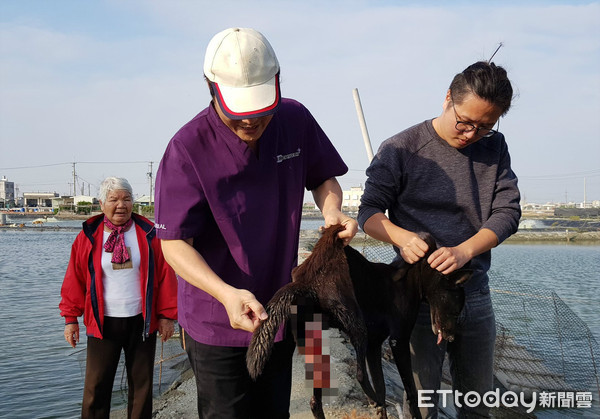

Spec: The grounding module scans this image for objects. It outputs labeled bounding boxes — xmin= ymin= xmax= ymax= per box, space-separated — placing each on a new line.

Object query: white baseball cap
xmin=204 ymin=28 xmax=281 ymax=120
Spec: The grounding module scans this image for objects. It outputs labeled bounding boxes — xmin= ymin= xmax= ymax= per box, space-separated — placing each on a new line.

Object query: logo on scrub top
xmin=276 ymin=148 xmax=301 ymax=163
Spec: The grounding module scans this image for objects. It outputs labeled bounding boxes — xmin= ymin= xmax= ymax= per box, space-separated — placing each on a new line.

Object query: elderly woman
xmin=59 ymin=176 xmax=177 ymax=418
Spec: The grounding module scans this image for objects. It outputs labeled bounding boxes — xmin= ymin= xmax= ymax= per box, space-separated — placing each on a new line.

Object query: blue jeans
xmin=403 ymin=285 xmax=496 ymax=418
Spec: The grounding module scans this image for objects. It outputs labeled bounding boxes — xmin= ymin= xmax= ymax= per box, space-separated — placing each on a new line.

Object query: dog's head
xmin=424 ymin=268 xmax=471 ymax=344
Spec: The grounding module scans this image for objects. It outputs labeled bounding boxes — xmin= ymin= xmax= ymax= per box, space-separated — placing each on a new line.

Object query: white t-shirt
xmin=102 ymin=226 xmax=142 ymax=317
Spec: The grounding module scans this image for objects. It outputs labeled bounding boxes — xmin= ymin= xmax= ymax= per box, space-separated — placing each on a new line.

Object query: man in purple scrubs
xmin=155 ymin=27 xmax=357 ymax=418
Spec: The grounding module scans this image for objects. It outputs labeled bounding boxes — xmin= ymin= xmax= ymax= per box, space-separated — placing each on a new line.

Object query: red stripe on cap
xmin=213 ymin=74 xmax=280 ymax=119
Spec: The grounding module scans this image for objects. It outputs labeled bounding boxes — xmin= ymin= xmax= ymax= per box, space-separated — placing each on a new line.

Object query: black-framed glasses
xmin=451 ymin=101 xmax=498 ymax=138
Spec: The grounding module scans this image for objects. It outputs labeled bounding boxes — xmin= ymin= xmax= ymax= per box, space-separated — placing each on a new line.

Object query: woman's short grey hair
xmin=99 ymin=177 xmax=133 ymax=203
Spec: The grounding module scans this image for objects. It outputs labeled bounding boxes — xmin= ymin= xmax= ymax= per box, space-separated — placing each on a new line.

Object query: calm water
xmin=0 ymin=228 xmax=83 ymax=418
xmin=0 ymin=222 xmax=185 ymax=419
xmin=490 ymin=242 xmax=600 ymax=340
xmin=0 ymin=219 xmax=598 ymax=418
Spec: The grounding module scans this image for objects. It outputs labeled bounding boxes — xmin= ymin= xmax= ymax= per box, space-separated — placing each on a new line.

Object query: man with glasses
xmin=358 ymin=61 xmax=521 ymax=417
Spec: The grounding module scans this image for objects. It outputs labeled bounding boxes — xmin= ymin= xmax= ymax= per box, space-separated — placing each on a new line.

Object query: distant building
xmin=54 ymin=196 xmax=74 ymax=208
xmin=135 ymin=195 xmax=154 ymax=206
xmin=23 ymin=192 xmax=59 ymax=209
xmin=521 ymin=202 xmax=556 ymax=214
xmin=0 ymin=176 xmax=15 ymax=208
xmin=343 ymin=186 xmax=364 ymax=209
xmin=74 ymin=195 xmax=98 ymax=205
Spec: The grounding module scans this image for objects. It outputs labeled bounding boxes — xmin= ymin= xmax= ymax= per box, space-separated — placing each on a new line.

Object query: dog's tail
xmin=246 ymin=282 xmax=302 ymax=380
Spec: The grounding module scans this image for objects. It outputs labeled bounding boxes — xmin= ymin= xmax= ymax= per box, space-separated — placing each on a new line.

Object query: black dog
xmin=345 ymin=236 xmax=471 ymax=418
xmin=246 ymin=225 xmax=470 ymax=419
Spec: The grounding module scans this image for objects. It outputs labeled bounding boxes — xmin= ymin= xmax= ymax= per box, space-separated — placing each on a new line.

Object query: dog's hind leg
xmin=389 ymin=335 xmax=422 ymax=419
xmin=366 ymin=334 xmax=389 ymax=419
xmin=310 ymin=388 xmax=326 ymax=419
xmin=328 ymin=301 xmax=379 ymax=404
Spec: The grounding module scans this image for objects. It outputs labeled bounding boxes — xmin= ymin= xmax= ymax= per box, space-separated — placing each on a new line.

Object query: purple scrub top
xmin=155 ymin=98 xmax=347 ymax=346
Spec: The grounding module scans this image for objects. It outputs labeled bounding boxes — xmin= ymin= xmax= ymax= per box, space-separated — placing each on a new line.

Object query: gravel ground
xmin=111 ymin=330 xmax=389 ymax=419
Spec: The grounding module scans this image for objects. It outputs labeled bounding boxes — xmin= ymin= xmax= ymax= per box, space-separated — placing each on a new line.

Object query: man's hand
xmin=312 ymin=177 xmax=357 ymax=246
xmin=428 ymin=246 xmax=470 ymax=275
xmin=427 ymin=229 xmax=498 ymax=274
xmin=397 ymin=231 xmax=429 ymax=264
xmin=323 ymin=212 xmax=358 ymax=246
xmin=221 ymin=288 xmax=268 ymax=333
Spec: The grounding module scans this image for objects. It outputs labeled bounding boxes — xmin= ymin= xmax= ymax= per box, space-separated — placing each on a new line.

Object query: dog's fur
xmin=246 ymin=225 xmax=471 ymax=419
xmin=247 ymin=224 xmax=376 ymax=419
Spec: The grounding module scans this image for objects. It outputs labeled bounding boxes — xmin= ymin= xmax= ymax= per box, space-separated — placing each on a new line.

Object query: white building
xmin=343 ymin=186 xmax=364 ymax=209
xmin=135 ymin=195 xmax=154 ymax=206
xmin=0 ymin=176 xmax=15 ymax=208
xmin=74 ymin=195 xmax=97 ymax=205
xmin=23 ymin=192 xmax=59 ymax=208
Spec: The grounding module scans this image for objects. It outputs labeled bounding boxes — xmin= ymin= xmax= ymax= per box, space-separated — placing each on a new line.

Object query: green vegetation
xmin=134 ymin=204 xmax=154 ymax=217
xmin=76 ymin=201 xmax=93 ymax=215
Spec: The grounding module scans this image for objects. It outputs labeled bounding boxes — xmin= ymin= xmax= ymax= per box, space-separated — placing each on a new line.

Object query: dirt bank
xmin=505 ymin=230 xmax=600 ymax=242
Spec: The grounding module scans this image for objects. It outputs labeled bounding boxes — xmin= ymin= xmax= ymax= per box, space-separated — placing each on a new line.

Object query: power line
xmin=0 ymin=160 xmax=154 ymax=170
xmin=0 ymin=162 xmax=71 ymax=170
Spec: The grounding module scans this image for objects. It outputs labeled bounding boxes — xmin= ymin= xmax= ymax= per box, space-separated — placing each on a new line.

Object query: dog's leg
xmin=365 ymin=333 xmax=389 ymax=419
xmin=310 ymin=388 xmax=326 ymax=419
xmin=389 ymin=334 xmax=422 ymax=419
xmin=328 ymin=301 xmax=379 ymax=404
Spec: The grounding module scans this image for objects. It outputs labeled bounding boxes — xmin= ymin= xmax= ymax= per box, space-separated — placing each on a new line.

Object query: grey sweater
xmin=358 ymin=119 xmax=521 ymax=292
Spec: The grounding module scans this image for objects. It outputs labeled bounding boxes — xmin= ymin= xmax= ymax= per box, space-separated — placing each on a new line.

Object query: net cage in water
xmin=492 ymin=275 xmax=600 ymax=412
xmin=346 ymin=233 xmax=600 ymax=416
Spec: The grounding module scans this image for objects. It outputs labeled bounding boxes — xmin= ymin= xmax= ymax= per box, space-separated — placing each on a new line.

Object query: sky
xmin=1 ymin=0 xmax=599 ymax=204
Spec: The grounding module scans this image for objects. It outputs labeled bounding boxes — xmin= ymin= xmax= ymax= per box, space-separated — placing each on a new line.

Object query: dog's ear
xmin=418 ymin=232 xmax=437 ymax=252
xmin=447 ymin=268 xmax=473 ymax=285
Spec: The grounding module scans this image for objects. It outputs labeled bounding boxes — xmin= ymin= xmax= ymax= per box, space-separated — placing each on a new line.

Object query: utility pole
xmin=72 ymin=162 xmax=77 ymax=197
xmin=147 ymin=162 xmax=154 ymax=205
